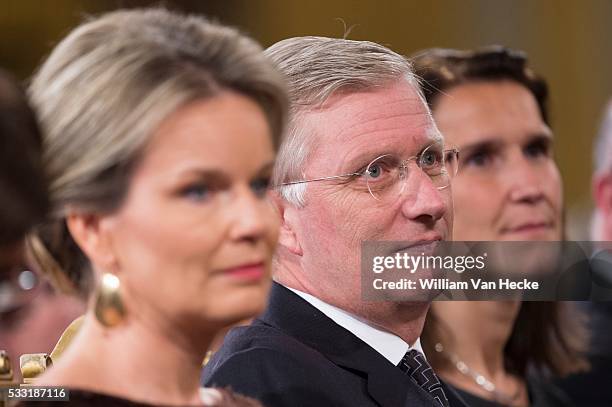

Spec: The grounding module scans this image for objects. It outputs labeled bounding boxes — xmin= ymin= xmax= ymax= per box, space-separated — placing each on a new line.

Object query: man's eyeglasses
xmin=279 ymin=143 xmax=459 ymax=202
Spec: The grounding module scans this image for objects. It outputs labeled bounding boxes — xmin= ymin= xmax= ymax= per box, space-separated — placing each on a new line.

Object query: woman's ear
xmin=66 ymin=211 xmax=118 ymax=272
xmin=269 ymin=192 xmax=303 ymax=256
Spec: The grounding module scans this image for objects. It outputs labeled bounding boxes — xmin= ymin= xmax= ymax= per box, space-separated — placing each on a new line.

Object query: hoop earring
xmin=94 ymin=273 xmax=126 ymax=327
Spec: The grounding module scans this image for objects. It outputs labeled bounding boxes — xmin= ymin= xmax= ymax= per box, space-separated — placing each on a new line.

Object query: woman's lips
xmin=221 ymin=262 xmax=265 ymax=282
xmin=501 ymin=222 xmax=554 ymax=236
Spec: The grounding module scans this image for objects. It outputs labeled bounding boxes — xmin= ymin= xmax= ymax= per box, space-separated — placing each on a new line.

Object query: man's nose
xmin=400 ymin=168 xmax=448 ymax=224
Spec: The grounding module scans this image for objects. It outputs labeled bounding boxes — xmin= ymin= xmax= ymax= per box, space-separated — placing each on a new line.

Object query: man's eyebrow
xmin=427 ymin=126 xmax=444 ymax=144
xmin=342 ymin=151 xmax=387 ymax=172
xmin=339 ymin=124 xmax=443 ymax=172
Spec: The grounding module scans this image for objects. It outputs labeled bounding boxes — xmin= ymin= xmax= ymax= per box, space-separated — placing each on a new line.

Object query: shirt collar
xmin=285 ymin=285 xmax=424 ymax=365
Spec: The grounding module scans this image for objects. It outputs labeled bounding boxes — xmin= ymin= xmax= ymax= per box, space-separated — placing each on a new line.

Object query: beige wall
xmin=2 ymin=0 xmax=610 ymax=237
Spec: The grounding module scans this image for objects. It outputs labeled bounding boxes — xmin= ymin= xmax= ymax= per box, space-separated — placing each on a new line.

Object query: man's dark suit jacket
xmin=202 ymin=282 xmax=467 ymax=407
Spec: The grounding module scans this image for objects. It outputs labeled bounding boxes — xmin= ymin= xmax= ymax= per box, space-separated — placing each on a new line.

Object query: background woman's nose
xmin=505 ymin=157 xmax=546 ymax=204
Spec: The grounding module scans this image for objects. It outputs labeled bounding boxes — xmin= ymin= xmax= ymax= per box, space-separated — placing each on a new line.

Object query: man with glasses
xmin=203 ymin=37 xmax=465 ymax=407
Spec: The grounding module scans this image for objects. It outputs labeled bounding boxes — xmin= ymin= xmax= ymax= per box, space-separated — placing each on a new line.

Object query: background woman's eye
xmin=524 ymin=139 xmax=550 ymax=159
xmin=182 ymin=184 xmax=210 ymax=201
xmin=464 ymin=150 xmax=491 ymax=167
xmin=250 ymin=177 xmax=271 ymax=198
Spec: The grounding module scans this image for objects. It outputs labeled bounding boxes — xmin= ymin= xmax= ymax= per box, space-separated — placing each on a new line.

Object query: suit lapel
xmin=258 ymin=283 xmax=441 ymax=407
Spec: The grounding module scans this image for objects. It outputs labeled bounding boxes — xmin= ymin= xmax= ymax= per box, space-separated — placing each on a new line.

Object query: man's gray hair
xmin=265 ymin=36 xmax=420 ymax=206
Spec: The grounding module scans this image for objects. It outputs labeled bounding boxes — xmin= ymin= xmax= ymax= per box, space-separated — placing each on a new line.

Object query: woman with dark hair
xmin=19 ymin=7 xmax=288 ymax=406
xmin=0 ymin=68 xmax=47 ymax=245
xmin=412 ymin=46 xmax=588 ymax=407
xmin=0 ymin=69 xmax=84 ymax=380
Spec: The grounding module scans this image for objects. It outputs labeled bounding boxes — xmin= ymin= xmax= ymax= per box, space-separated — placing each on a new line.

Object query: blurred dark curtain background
xmin=2 ymin=0 xmax=611 ymax=237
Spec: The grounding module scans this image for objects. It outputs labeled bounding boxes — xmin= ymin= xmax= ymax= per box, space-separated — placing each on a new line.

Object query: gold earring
xmin=94 ymin=273 xmax=126 ymax=327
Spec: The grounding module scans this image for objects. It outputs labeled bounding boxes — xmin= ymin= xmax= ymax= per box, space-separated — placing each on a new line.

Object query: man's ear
xmin=270 ymin=192 xmax=303 ymax=256
xmin=594 ymin=173 xmax=612 ymax=216
xmin=66 ymin=211 xmax=118 ymax=273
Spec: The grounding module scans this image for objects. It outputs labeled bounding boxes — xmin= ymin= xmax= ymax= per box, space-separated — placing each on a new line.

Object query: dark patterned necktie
xmin=398 ymin=349 xmax=450 ymax=407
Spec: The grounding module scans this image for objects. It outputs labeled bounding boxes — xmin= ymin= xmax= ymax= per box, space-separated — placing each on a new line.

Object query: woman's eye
xmin=181 ymin=184 xmax=210 ymax=202
xmin=250 ymin=177 xmax=271 ymax=198
xmin=464 ymin=150 xmax=491 ymax=167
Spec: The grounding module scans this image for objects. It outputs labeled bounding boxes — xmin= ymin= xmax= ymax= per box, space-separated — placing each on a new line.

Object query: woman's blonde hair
xmin=27 ymin=8 xmax=287 ymax=295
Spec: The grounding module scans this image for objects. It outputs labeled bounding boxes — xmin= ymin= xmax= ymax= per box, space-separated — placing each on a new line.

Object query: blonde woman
xmin=20 ymin=8 xmax=286 ymax=406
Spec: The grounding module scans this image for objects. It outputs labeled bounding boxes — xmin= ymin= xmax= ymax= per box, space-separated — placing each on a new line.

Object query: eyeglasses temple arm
xmin=276 ymin=172 xmax=361 ymax=188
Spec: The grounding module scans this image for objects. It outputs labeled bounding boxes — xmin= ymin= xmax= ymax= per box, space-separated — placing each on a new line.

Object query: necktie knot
xmin=398 ymin=349 xmax=450 ymax=407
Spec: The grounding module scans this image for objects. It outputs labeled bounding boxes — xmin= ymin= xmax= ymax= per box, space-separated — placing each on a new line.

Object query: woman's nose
xmin=504 ymin=156 xmax=546 ymax=204
xmin=228 ymin=188 xmax=270 ymax=243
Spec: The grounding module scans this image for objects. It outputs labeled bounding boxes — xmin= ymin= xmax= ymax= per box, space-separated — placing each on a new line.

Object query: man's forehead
xmin=304 ymin=81 xmax=438 ymax=155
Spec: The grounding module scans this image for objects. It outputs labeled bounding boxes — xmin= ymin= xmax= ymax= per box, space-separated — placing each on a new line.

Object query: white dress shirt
xmin=286 ymin=286 xmax=424 ymax=366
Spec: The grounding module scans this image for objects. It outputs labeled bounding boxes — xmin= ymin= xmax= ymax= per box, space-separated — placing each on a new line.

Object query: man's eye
xmin=181 ymin=184 xmax=210 ymax=201
xmin=367 ymin=164 xmax=383 ymax=178
xmin=250 ymin=177 xmax=271 ymax=198
xmin=363 ymin=156 xmax=399 ymax=178
xmin=419 ymin=149 xmax=443 ymax=169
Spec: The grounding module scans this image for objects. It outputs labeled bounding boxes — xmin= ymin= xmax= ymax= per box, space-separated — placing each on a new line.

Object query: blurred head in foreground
xmin=0 ymin=69 xmax=83 ymax=373
xmin=0 ymin=69 xmax=47 ymax=247
xmin=27 ymin=8 xmax=286 ymax=405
